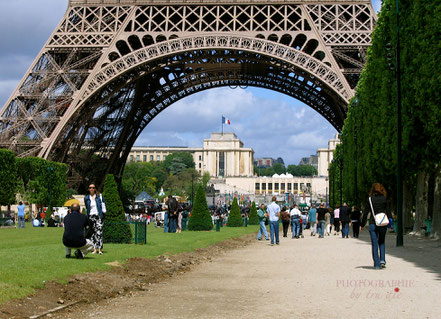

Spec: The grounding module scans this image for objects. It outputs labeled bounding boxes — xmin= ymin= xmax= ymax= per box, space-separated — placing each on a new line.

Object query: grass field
xmin=0 ymin=223 xmax=259 ymax=304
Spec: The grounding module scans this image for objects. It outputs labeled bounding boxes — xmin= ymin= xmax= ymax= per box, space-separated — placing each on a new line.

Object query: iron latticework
xmin=0 ymin=0 xmax=376 ymax=179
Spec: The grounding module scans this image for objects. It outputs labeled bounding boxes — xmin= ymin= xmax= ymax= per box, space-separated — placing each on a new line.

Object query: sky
xmin=0 ymin=0 xmax=382 ymax=165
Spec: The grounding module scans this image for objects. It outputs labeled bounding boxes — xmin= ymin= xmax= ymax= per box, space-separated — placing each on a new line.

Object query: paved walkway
xmin=61 ymin=229 xmax=441 ymax=319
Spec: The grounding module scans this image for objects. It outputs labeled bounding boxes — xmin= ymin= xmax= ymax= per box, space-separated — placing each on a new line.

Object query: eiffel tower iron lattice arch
xmin=0 ymin=0 xmax=376 ymax=179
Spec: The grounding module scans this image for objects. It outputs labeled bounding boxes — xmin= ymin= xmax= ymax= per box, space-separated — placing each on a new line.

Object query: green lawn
xmin=0 ymin=223 xmax=258 ymax=304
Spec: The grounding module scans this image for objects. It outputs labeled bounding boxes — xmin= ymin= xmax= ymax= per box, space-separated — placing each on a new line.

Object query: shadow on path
xmin=354 ymin=228 xmax=441 ymax=281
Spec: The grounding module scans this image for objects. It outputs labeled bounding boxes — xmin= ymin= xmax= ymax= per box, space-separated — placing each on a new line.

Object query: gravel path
xmin=60 ymin=229 xmax=441 ymax=319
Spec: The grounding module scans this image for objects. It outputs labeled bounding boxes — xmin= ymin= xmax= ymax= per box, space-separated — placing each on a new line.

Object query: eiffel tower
xmin=0 ymin=0 xmax=376 ymax=180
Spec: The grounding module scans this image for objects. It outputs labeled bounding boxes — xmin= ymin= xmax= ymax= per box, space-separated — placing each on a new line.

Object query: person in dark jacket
xmin=167 ymin=195 xmax=178 ymax=233
xmin=63 ymin=204 xmax=94 ymax=259
xmin=280 ymin=206 xmax=290 ymax=237
xmin=339 ymin=203 xmax=351 ymax=238
xmin=351 ymin=206 xmax=362 ymax=238
xmin=361 ymin=183 xmax=391 ymax=269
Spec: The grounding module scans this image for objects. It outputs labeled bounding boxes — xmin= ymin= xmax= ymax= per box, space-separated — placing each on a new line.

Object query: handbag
xmin=369 ymin=197 xmax=389 ymax=227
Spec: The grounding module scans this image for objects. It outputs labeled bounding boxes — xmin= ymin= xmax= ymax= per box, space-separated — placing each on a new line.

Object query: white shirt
xmin=89 ymin=195 xmax=98 ymax=216
xmin=267 ymin=202 xmax=281 ymax=222
xmin=290 ymin=208 xmax=301 ymax=217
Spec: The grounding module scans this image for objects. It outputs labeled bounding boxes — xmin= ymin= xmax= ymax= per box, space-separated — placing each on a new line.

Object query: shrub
xmin=227 ymin=197 xmax=242 ymax=227
xmin=248 ymin=202 xmax=259 ymax=225
xmin=102 ymin=174 xmax=132 ymax=243
xmin=0 ymin=149 xmax=17 ymax=206
xmin=188 ymin=184 xmax=213 ymax=231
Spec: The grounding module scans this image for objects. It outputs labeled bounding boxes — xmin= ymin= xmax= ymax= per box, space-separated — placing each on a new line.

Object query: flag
xmin=222 ymin=116 xmax=231 ymax=125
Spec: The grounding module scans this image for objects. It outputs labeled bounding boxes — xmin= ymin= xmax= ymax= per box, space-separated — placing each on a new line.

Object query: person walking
xmin=290 ymin=204 xmax=301 ymax=239
xmin=308 ymin=205 xmax=317 ymax=236
xmin=267 ymin=196 xmax=281 ymax=246
xmin=316 ymin=203 xmax=327 ymax=238
xmin=361 ymin=183 xmax=391 ymax=269
xmin=84 ymin=183 xmax=106 ymax=255
xmin=333 ymin=204 xmax=341 ymax=236
xmin=17 ymin=201 xmax=26 ymax=228
xmin=325 ymin=209 xmax=331 ymax=236
xmin=340 ymin=203 xmax=351 ymax=238
xmin=63 ymin=204 xmax=94 ymax=259
xmin=300 ymin=210 xmax=308 ymax=238
xmin=280 ymin=206 xmax=290 ymax=237
xmin=256 ymin=203 xmax=269 ymax=241
xmin=351 ymin=206 xmax=362 ymax=238
xmin=167 ymin=195 xmax=178 ymax=233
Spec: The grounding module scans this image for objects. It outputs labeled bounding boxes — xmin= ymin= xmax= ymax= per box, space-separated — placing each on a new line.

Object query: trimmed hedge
xmin=248 ymin=202 xmax=259 ymax=225
xmin=227 ymin=197 xmax=242 ymax=227
xmin=102 ymin=174 xmax=132 ymax=243
xmin=188 ymin=185 xmax=213 ymax=231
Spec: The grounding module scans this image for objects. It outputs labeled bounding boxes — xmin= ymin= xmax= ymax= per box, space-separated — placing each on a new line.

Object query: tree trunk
xmin=431 ymin=166 xmax=441 ymax=239
xmin=403 ymin=180 xmax=414 ymax=233
xmin=412 ymin=171 xmax=429 ymax=236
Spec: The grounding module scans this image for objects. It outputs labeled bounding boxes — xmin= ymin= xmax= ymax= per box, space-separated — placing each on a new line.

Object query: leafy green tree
xmin=227 ymin=197 xmax=242 ymax=227
xmin=122 ymin=162 xmax=157 ymax=206
xmin=287 ymin=165 xmax=317 ymax=177
xmin=0 ymin=149 xmax=18 ymax=207
xmin=188 ymin=184 xmax=213 ymax=231
xmin=102 ymin=174 xmax=132 ymax=243
xmin=248 ymin=202 xmax=259 ymax=225
xmin=272 ymin=163 xmax=286 ymax=175
xmin=162 ymin=152 xmax=195 ymax=173
xmin=16 ymin=157 xmax=67 ymax=208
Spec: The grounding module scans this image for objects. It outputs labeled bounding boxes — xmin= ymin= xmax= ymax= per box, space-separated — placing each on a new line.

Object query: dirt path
xmin=58 ymin=230 xmax=441 ymax=319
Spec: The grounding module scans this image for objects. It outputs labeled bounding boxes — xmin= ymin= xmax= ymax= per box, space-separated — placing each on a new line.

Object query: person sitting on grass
xmin=63 ymin=203 xmax=94 ymax=259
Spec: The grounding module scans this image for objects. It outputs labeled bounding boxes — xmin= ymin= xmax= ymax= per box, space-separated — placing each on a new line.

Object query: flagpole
xmin=221 ymin=116 xmax=224 ymax=135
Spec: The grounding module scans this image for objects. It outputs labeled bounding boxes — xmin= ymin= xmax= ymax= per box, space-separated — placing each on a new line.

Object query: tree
xmin=227 ymin=197 xmax=242 ymax=227
xmin=102 ymin=174 xmax=132 ymax=243
xmin=0 ymin=149 xmax=18 ymax=207
xmin=287 ymin=165 xmax=317 ymax=177
xmin=122 ymin=162 xmax=157 ymax=206
xmin=248 ymin=202 xmax=259 ymax=225
xmin=16 ymin=157 xmax=67 ymax=209
xmin=162 ymin=152 xmax=195 ymax=173
xmin=272 ymin=162 xmax=286 ymax=175
xmin=188 ymin=184 xmax=213 ymax=231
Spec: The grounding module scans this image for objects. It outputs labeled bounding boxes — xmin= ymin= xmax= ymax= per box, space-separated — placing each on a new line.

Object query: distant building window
xmin=163 ymin=155 xmax=166 ymax=160
xmin=294 ymin=183 xmax=298 ymax=190
xmin=143 ymin=155 xmax=147 ymax=162
xmin=281 ymin=183 xmax=285 ymax=192
xmin=136 ymin=155 xmax=140 ymax=162
xmin=199 ymin=155 xmax=202 ymax=161
xmin=300 ymin=183 xmax=305 ymax=190
xmin=199 ymin=163 xmax=202 ymax=168
xmin=262 ymin=183 xmax=266 ymax=191
xmin=307 ymin=183 xmax=311 ymax=188
xmin=150 ymin=155 xmax=153 ymax=161
xmin=255 ymin=183 xmax=260 ymax=191
xmin=287 ymin=183 xmax=292 ymax=191
xmin=156 ymin=155 xmax=160 ymax=161
xmin=268 ymin=183 xmax=273 ymax=191
xmin=130 ymin=155 xmax=134 ymax=161
xmin=275 ymin=183 xmax=279 ymax=191
xmin=266 ymin=160 xmax=271 ymax=166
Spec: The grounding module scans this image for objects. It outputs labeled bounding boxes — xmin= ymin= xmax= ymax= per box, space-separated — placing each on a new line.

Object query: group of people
xmin=255 ymin=183 xmax=392 ymax=269
xmin=62 ymin=183 xmax=106 ymax=259
xmin=162 ymin=195 xmax=190 ymax=233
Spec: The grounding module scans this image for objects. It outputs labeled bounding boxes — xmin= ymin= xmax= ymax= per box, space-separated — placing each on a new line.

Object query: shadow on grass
xmin=354 ymin=228 xmax=441 ymax=280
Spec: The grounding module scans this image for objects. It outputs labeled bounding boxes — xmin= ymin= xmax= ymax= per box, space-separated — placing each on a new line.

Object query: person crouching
xmin=63 ymin=204 xmax=94 ymax=259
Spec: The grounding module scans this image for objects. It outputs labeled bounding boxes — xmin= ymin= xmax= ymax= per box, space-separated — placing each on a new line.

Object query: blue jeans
xmin=342 ymin=222 xmax=350 ymax=238
xmin=169 ymin=218 xmax=177 ymax=233
xmin=164 ymin=213 xmax=168 ymax=232
xmin=317 ymin=220 xmax=325 ymax=237
xmin=18 ymin=216 xmax=25 ymax=228
xmin=291 ymin=217 xmax=300 ymax=238
xmin=369 ymin=224 xmax=387 ymax=268
xmin=269 ymin=221 xmax=280 ymax=244
xmin=257 ymin=221 xmax=269 ymax=240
